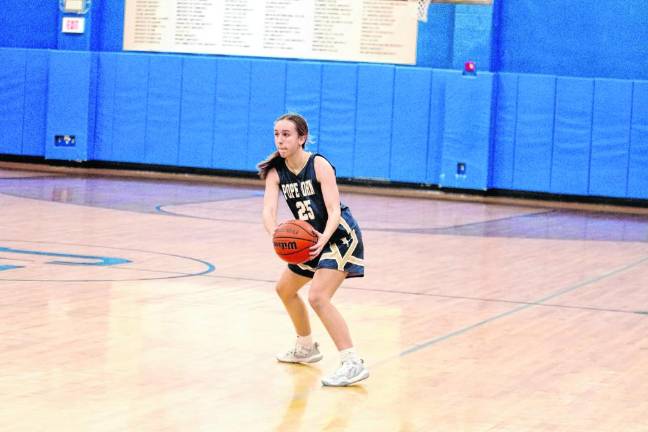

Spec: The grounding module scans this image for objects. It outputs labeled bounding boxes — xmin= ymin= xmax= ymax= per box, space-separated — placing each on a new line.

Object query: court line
xmin=0 ymin=239 xmax=215 ymax=282
xmin=155 ymin=205 xmax=258 ymax=223
xmin=5 ymin=181 xmax=644 ymax=243
xmin=371 ymin=253 xmax=648 ymax=367
xmin=345 ymin=286 xmax=645 ymax=316
xmin=0 ymin=175 xmax=63 ymax=180
xmin=362 ymin=209 xmax=555 ymax=234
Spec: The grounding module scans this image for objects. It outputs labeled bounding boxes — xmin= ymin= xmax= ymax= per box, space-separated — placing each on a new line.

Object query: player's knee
xmin=275 ymin=283 xmax=288 ymax=300
xmin=308 ymin=290 xmax=329 ymax=311
xmin=275 ymin=283 xmax=296 ymax=301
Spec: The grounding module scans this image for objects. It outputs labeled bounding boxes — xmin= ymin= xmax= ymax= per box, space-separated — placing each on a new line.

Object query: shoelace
xmin=333 ymin=361 xmax=358 ymax=378
xmin=290 ymin=344 xmax=311 ymax=358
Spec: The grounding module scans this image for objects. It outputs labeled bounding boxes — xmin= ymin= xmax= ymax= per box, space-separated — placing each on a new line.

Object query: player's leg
xmin=309 ymin=268 xmax=369 ymax=386
xmin=308 ymin=268 xmax=352 ymax=349
xmin=275 ymin=267 xmax=323 ymax=363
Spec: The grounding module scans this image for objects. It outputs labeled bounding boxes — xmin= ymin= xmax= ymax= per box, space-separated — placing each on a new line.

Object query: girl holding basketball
xmin=258 ymin=113 xmax=368 ymax=387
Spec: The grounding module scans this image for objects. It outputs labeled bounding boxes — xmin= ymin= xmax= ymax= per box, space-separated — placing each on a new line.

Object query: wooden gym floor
xmin=1 ymin=163 xmax=648 ymax=432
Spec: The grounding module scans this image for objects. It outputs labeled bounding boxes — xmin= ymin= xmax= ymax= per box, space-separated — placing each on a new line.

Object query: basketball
xmin=273 ymin=220 xmax=318 ymax=264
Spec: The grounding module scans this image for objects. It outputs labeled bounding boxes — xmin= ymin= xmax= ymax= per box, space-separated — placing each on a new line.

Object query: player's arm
xmin=313 ymin=156 xmax=341 ymax=249
xmin=262 ymin=168 xmax=280 ymax=236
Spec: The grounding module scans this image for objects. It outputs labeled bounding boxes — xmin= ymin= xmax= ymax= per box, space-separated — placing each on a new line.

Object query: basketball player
xmin=258 ymin=113 xmax=369 ymax=387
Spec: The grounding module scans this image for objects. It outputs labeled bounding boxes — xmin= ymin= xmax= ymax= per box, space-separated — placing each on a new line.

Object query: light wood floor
xmin=1 ymin=164 xmax=648 ymax=432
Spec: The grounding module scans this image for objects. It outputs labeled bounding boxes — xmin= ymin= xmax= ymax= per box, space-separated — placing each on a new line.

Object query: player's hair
xmin=257 ymin=113 xmax=310 ymax=179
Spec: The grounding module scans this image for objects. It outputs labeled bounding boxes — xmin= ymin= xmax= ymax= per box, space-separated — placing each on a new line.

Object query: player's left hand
xmin=309 ymin=230 xmax=327 ymax=259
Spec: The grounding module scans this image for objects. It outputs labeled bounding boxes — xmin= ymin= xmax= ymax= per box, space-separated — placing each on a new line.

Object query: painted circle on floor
xmin=0 ymin=239 xmax=215 ymax=282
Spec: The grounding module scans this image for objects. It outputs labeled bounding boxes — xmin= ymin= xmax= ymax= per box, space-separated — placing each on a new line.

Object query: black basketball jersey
xmin=274 ymin=153 xmax=358 ymax=240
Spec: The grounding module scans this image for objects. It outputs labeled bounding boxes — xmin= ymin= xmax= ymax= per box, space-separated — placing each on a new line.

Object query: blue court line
xmin=155 ymin=192 xmax=264 ymax=220
xmin=364 ymin=209 xmax=556 ymax=234
xmin=346 ymin=286 xmax=643 ymax=315
xmin=0 ymin=239 xmax=215 ymax=283
xmin=372 ymin=253 xmax=648 ymax=367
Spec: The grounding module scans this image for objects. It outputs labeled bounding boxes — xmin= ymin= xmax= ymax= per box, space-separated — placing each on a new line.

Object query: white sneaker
xmin=277 ymin=342 xmax=323 ymax=364
xmin=321 ymin=359 xmax=369 ymax=387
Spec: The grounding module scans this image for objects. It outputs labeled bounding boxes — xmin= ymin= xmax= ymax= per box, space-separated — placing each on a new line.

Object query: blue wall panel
xmin=498 ymin=1 xmax=648 ymax=80
xmin=93 ymin=53 xmax=118 ymax=161
xmin=21 ymin=49 xmax=48 ymax=156
xmin=354 ymin=64 xmax=394 ymax=180
xmin=588 ymin=79 xmax=633 ymax=198
xmin=248 ymin=59 xmax=286 ymax=171
xmin=550 ymin=77 xmax=594 ymax=195
xmin=0 ymin=49 xmax=26 ymax=155
xmin=212 ymin=58 xmax=250 ymax=171
xmin=319 ymin=63 xmax=357 ymax=178
xmin=0 ymin=2 xmax=57 ymax=49
xmin=416 ymin=5 xmax=454 ymax=68
xmin=96 ymin=0 xmax=125 ymax=51
xmin=144 ymin=55 xmax=182 ymax=166
xmin=513 ymin=74 xmax=556 ymax=192
xmin=45 ymin=51 xmax=95 ymax=161
xmin=285 ymin=62 xmax=322 ymax=153
xmin=112 ymin=54 xmax=149 ymax=163
xmin=390 ymin=67 xmax=431 ymax=183
xmin=440 ymin=72 xmax=494 ymax=190
xmin=178 ymin=57 xmax=217 ymax=168
xmin=627 ymin=81 xmax=648 ymax=199
xmin=490 ymin=73 xmax=518 ymax=189
xmin=426 ymin=69 xmax=450 ymax=184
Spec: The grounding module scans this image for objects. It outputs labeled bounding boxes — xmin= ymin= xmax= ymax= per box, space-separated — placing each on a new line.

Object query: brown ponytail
xmin=256 ymin=150 xmax=281 ymax=179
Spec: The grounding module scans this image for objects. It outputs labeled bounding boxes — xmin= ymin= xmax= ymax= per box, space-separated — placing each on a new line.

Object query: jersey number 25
xmin=296 ymin=200 xmax=315 ymax=220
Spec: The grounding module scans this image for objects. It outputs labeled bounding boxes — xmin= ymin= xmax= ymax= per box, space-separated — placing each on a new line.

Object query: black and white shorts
xmin=288 ymin=220 xmax=364 ymax=279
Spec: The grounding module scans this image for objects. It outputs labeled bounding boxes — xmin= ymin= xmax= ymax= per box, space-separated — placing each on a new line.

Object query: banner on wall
xmin=123 ymin=0 xmax=418 ymax=65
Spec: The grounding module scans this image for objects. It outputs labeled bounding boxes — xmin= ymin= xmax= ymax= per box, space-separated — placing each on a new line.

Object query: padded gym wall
xmin=439 ymin=70 xmax=494 ymax=190
xmin=491 ymin=72 xmax=648 ymax=200
xmin=45 ymin=50 xmax=97 ymax=161
xmin=0 ymin=48 xmax=48 ymax=157
xmin=2 ymin=1 xmax=648 ymax=204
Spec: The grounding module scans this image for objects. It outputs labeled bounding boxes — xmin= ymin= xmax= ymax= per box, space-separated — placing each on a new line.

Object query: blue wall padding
xmin=426 ymin=69 xmax=450 ymax=184
xmin=513 ymin=74 xmax=556 ymax=192
xmin=550 ymin=77 xmax=594 ymax=195
xmin=144 ymin=55 xmax=182 ymax=166
xmin=285 ymin=62 xmax=322 ymax=153
xmin=452 ymin=5 xmax=493 ymax=71
xmin=22 ymin=49 xmax=48 ymax=156
xmin=212 ymin=58 xmax=250 ymax=170
xmin=86 ymin=50 xmax=98 ymax=162
xmin=248 ymin=59 xmax=287 ymax=171
xmin=439 ymin=71 xmax=494 ymax=190
xmin=0 ymin=49 xmax=26 ymax=155
xmin=111 ymin=54 xmax=149 ymax=163
xmin=627 ymin=81 xmax=648 ymax=199
xmin=588 ymin=79 xmax=633 ymax=198
xmin=178 ymin=56 xmax=218 ymax=168
xmin=390 ymin=67 xmax=431 ymax=182
xmin=93 ymin=52 xmax=118 ymax=161
xmin=354 ymin=64 xmax=394 ymax=180
xmin=490 ymin=73 xmax=518 ymax=189
xmin=319 ymin=63 xmax=357 ymax=178
xmin=45 ymin=51 xmax=95 ymax=161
